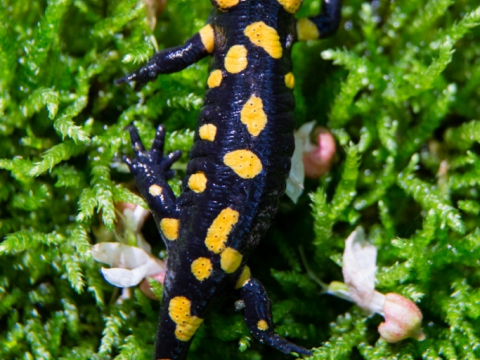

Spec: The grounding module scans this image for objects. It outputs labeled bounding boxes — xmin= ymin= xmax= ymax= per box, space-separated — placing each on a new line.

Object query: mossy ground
xmin=1 ymin=0 xmax=480 ymax=359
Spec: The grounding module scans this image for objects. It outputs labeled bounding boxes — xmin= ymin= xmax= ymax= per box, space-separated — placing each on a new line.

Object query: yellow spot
xmin=235 ymin=266 xmax=251 ymax=289
xmin=277 ymin=0 xmax=303 ymax=14
xmin=214 ymin=0 xmax=239 ymax=10
xmin=240 ymin=95 xmax=268 ymax=136
xmin=225 ymin=45 xmax=248 ymax=74
xmin=207 ymin=69 xmax=223 ymax=88
xmin=160 ymin=218 xmax=179 ymax=241
xmin=285 ymin=72 xmax=295 ymax=89
xmin=191 ymin=257 xmax=213 ymax=281
xmin=244 ymin=22 xmax=282 ymax=59
xmin=168 ymin=296 xmax=203 ymax=342
xmin=188 ymin=172 xmax=207 ymax=193
xmin=296 ymin=18 xmax=319 ymax=41
xmin=220 ymin=247 xmax=243 ymax=273
xmin=199 ymin=124 xmax=217 ymax=142
xmin=224 ymin=150 xmax=263 ymax=179
xmin=205 ymin=208 xmax=239 ymax=253
xmin=199 ymin=24 xmax=215 ymax=53
xmin=149 ymin=184 xmax=163 ymax=196
xmin=257 ymin=319 xmax=269 ymax=331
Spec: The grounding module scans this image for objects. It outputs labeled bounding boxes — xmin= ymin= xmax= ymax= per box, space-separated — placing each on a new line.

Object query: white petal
xmin=285 ymin=176 xmax=304 ymax=204
xmin=92 ymin=243 xmax=149 ymax=269
xmin=285 ymin=122 xmax=316 ymax=203
xmin=369 ymin=290 xmax=386 ymax=315
xmin=101 ymin=255 xmax=165 ymax=288
xmin=92 ymin=242 xmax=150 ymax=268
xmin=97 ymin=245 xmax=165 ymax=288
xmin=342 ymin=226 xmax=378 ymax=312
xmin=297 ymin=121 xmax=316 ymax=152
xmin=285 ymin=132 xmax=305 ymax=203
xmin=123 ymin=206 xmax=150 ymax=233
xmin=101 ymin=265 xmax=149 ymax=287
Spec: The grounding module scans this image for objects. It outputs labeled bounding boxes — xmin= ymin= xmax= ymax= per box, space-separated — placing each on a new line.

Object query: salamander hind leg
xmin=124 ymin=125 xmax=182 ymax=244
xmin=235 ymin=271 xmax=312 ymax=357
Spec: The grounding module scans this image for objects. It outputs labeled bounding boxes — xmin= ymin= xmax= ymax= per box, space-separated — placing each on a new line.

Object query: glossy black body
xmin=179 ymin=2 xmax=296 ymax=292
xmin=164 ymin=4 xmax=296 ymax=356
xmin=120 ymin=1 xmax=341 ymax=359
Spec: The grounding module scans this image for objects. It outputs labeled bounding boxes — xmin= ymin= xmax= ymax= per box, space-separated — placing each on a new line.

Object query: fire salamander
xmin=116 ymin=0 xmax=341 ymax=358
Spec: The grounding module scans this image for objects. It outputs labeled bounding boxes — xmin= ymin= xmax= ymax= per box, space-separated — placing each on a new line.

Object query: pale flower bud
xmin=303 ymin=126 xmax=336 ymax=179
xmin=378 ymin=293 xmax=425 ymax=343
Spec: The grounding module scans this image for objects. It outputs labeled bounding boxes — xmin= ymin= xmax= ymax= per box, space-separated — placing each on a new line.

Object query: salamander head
xmin=210 ymin=0 xmax=303 ymax=13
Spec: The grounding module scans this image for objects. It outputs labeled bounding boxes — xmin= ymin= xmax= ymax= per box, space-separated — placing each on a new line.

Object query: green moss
xmin=1 ymin=0 xmax=480 ymax=359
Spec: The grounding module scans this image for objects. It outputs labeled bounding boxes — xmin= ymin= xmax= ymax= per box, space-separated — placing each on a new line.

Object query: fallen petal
xmin=92 ymin=242 xmax=150 ymax=268
xmin=342 ymin=227 xmax=378 ymax=312
xmin=93 ymin=242 xmax=165 ymax=288
xmin=286 ymin=122 xmax=335 ymax=202
xmin=101 ymin=266 xmax=148 ymax=288
xmin=119 ymin=202 xmax=150 ymax=233
xmin=100 ymin=255 xmax=164 ymax=288
xmin=116 ymin=201 xmax=152 ymax=252
xmin=286 ymin=122 xmax=315 ymax=203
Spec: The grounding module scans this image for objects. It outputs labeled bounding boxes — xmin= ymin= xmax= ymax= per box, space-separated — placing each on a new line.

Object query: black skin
xmin=119 ymin=1 xmax=341 ymax=359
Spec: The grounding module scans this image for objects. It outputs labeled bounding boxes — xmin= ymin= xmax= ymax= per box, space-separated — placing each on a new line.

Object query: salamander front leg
xmin=296 ymin=0 xmax=342 ymax=41
xmin=236 ymin=274 xmax=312 ymax=357
xmin=124 ymin=125 xmax=182 ymax=245
xmin=115 ymin=24 xmax=215 ymax=90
